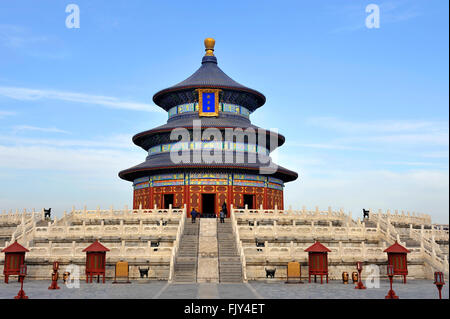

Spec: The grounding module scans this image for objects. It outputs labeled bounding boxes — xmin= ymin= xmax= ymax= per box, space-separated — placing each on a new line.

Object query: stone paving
xmin=0 ymin=279 xmax=448 ymax=299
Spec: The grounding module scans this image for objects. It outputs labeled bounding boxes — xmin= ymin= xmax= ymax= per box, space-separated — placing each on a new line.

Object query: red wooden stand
xmin=83 ymin=240 xmax=109 ymax=284
xmin=305 ymin=241 xmax=331 ymax=284
xmin=48 ymin=261 xmax=60 ymax=290
xmin=385 ymin=277 xmax=399 ymax=299
xmin=385 ymin=265 xmax=399 ymax=299
xmin=434 ymin=272 xmax=445 ymax=299
xmin=14 ymin=264 xmax=28 ymax=299
xmin=354 ymin=262 xmax=366 ymax=289
xmin=384 ymin=241 xmax=410 ymax=284
xmin=2 ymin=241 xmax=29 ymax=284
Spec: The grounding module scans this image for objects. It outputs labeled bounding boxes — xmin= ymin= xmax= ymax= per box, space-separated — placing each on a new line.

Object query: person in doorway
xmin=191 ymin=208 xmax=198 ymax=223
xmin=219 ymin=209 xmax=225 ymax=223
xmin=222 ymin=202 xmax=228 ymax=219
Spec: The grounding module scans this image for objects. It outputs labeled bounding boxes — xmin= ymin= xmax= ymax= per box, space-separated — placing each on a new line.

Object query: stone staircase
xmin=173 ymin=220 xmax=199 ymax=283
xmin=217 ymin=220 xmax=243 ymax=283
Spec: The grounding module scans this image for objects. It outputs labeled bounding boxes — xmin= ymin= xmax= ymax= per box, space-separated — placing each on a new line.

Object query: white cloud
xmin=285 ymin=142 xmax=369 ymax=151
xmin=0 ymin=134 xmax=134 ymax=149
xmin=0 ymin=110 xmax=16 ymax=119
xmin=304 ymin=117 xmax=449 ymax=148
xmin=0 ymin=24 xmax=48 ymax=48
xmin=284 ymin=169 xmax=449 ymax=223
xmin=0 ymin=86 xmax=163 ymax=113
xmin=306 ymin=117 xmax=446 ymax=134
xmin=12 ymin=125 xmax=69 ymax=134
xmin=0 ymin=143 xmax=141 ymax=173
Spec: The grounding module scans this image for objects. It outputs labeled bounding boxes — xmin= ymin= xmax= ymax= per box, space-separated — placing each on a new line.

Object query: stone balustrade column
xmin=121 ymin=240 xmax=126 ymax=258
xmin=273 ymin=220 xmax=277 ymax=238
xmin=289 ymin=241 xmax=294 ymax=259
xmin=100 ymin=220 xmax=104 ymax=237
xmin=361 ymin=241 xmax=366 ymax=259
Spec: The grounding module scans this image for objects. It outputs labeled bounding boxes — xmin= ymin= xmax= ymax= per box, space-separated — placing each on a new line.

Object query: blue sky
xmin=0 ymin=0 xmax=448 ymax=222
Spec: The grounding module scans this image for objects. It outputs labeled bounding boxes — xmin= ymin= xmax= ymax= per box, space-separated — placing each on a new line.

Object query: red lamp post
xmin=14 ymin=264 xmax=28 ymax=299
xmin=385 ymin=264 xmax=399 ymax=299
xmin=355 ymin=261 xmax=366 ymax=289
xmin=434 ymin=272 xmax=445 ymax=299
xmin=48 ymin=261 xmax=61 ymax=290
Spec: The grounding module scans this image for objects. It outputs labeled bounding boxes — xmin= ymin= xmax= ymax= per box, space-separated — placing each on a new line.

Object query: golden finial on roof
xmin=204 ymin=38 xmax=215 ymax=56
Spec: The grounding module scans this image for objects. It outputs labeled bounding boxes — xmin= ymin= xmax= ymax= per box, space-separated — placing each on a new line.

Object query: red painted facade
xmin=133 ymin=184 xmax=284 ymax=217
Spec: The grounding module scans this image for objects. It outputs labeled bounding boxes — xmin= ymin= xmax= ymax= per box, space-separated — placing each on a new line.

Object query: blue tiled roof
xmin=153 ymin=56 xmax=266 ymax=110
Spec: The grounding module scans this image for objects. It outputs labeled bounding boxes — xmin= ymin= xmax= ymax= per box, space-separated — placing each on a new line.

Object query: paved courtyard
xmin=0 ymin=279 xmax=447 ymax=299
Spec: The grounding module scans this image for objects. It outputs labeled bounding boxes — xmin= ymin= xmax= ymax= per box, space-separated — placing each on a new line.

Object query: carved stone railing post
xmin=273 ymin=220 xmax=278 ymax=239
xmin=48 ymin=240 xmax=52 ymax=258
xmin=289 ymin=241 xmax=294 ymax=259
xmin=361 ymin=241 xmax=366 ymax=259
xmin=121 ymin=240 xmax=125 ymax=258
xmin=71 ymin=241 xmax=76 ymax=258
xmin=100 ymin=220 xmax=104 ymax=239
xmin=82 ymin=221 xmax=86 ymax=238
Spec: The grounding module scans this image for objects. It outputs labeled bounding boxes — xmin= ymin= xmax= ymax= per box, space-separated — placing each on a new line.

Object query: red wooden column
xmin=2 ymin=241 xmax=29 ymax=284
xmin=384 ymin=241 xmax=410 ymax=284
xmin=82 ymin=240 xmax=110 ymax=283
xmin=227 ymin=185 xmax=232 ymax=217
xmin=305 ymin=241 xmax=331 ymax=284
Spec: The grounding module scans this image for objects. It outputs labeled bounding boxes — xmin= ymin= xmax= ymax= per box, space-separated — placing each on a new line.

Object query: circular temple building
xmin=119 ymin=38 xmax=298 ymax=217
